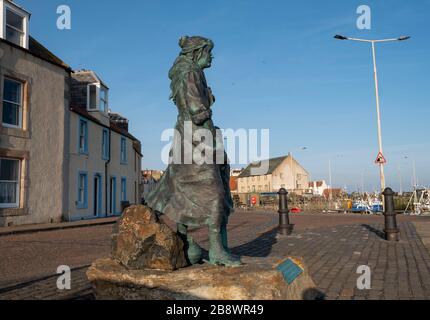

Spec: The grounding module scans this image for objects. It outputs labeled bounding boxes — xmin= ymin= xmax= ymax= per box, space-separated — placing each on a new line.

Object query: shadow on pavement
xmin=231 ymin=228 xmax=278 ymax=257
xmin=303 ymin=288 xmax=326 ymax=300
xmin=361 ymin=224 xmax=385 ymax=240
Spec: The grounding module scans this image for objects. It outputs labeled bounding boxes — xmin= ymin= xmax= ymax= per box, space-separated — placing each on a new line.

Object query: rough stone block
xmin=111 ymin=205 xmax=188 ymax=271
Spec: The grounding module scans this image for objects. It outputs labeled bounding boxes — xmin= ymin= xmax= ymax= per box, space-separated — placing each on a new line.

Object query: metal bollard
xmin=382 ymin=187 xmax=399 ymax=241
xmin=278 ymin=188 xmax=294 ymax=236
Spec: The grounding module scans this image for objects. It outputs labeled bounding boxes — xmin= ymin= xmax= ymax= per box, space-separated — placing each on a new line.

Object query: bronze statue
xmin=146 ymin=36 xmax=241 ymax=267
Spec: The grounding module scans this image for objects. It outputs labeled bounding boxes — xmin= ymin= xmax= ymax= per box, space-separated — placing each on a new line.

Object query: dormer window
xmin=1 ymin=0 xmax=30 ymax=49
xmin=100 ymin=87 xmax=108 ymax=112
xmin=87 ymin=84 xmax=108 ymax=113
xmin=6 ymin=9 xmax=24 ymax=46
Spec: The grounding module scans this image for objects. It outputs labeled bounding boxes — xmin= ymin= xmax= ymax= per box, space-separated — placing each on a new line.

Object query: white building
xmin=309 ymin=180 xmax=328 ymax=196
xmin=68 ymin=70 xmax=142 ymax=220
xmin=237 ymin=153 xmax=310 ymax=195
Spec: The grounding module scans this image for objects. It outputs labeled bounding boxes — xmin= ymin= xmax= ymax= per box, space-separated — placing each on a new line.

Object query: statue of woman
xmin=146 ymin=36 xmax=241 ymax=267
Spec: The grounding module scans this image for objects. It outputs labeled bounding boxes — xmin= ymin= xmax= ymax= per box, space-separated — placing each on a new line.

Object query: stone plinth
xmin=87 ymin=256 xmax=320 ymax=300
xmin=111 ymin=205 xmax=188 ymax=271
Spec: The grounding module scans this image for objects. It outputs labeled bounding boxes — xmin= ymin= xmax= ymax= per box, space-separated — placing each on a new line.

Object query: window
xmin=77 ymin=172 xmax=88 ymax=209
xmin=100 ymin=87 xmax=108 ymax=112
xmin=88 ymin=85 xmax=97 ymax=110
xmin=0 ymin=158 xmax=20 ymax=208
xmin=102 ymin=129 xmax=109 ymax=160
xmin=5 ymin=9 xmax=25 ymax=46
xmin=87 ymin=84 xmax=108 ymax=112
xmin=2 ymin=78 xmax=23 ymax=128
xmin=121 ymin=178 xmax=127 ymax=202
xmin=78 ymin=119 xmax=88 ymax=154
xmin=120 ymin=137 xmax=127 ymax=164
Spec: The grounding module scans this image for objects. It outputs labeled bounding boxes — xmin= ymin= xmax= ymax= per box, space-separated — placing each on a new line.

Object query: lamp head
xmin=334 ymin=35 xmax=348 ymax=40
xmin=398 ymin=36 xmax=411 ymax=41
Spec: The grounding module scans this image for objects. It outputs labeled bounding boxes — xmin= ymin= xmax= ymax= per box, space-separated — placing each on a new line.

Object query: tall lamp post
xmin=334 ymin=35 xmax=410 ymax=193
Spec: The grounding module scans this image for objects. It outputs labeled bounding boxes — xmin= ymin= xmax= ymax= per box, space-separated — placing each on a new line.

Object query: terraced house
xmin=0 ymin=0 xmax=142 ymax=226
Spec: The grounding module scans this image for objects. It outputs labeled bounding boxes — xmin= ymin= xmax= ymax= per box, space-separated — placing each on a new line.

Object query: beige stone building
xmin=68 ymin=71 xmax=142 ymax=220
xmin=237 ymin=154 xmax=310 ymax=203
xmin=0 ymin=0 xmax=142 ymax=226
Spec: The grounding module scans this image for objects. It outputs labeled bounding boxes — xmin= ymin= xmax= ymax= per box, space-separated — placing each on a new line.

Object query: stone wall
xmin=0 ymin=41 xmax=70 ymax=226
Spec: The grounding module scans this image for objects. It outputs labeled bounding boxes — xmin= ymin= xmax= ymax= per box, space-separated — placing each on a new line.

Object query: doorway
xmin=93 ymin=174 xmax=102 ymax=217
xmin=109 ymin=176 xmax=116 ymax=216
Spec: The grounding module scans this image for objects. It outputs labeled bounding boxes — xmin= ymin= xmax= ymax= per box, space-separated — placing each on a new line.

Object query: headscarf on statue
xmin=169 ymin=36 xmax=214 ymax=102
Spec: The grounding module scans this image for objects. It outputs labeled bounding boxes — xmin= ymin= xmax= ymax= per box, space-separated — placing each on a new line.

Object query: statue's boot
xmin=186 ymin=237 xmax=203 ymax=265
xmin=208 ymin=225 xmax=241 ymax=267
xmin=177 ymin=223 xmax=202 ymax=265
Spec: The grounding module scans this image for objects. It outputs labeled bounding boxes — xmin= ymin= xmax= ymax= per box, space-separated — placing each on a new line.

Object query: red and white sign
xmin=251 ymin=196 xmax=257 ymax=205
xmin=375 ymin=152 xmax=387 ymax=165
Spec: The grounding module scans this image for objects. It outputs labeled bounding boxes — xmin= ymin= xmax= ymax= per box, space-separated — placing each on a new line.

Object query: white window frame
xmin=86 ymin=83 xmax=108 ymax=113
xmin=87 ymin=84 xmax=98 ymax=111
xmin=99 ymin=86 xmax=108 ymax=113
xmin=2 ymin=77 xmax=23 ymax=129
xmin=5 ymin=8 xmax=24 ymax=46
xmin=0 ymin=157 xmax=20 ymax=209
xmin=1 ymin=2 xmax=29 ymax=49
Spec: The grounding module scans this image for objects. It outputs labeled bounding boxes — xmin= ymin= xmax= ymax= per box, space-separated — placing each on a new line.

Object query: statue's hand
xmin=192 ymin=108 xmax=212 ymax=125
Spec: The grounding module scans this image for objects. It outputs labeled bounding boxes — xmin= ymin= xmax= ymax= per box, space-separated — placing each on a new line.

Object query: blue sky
xmin=18 ymin=0 xmax=430 ymax=192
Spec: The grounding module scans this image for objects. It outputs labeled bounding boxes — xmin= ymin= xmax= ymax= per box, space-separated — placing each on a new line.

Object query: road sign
xmin=375 ymin=152 xmax=387 ymax=165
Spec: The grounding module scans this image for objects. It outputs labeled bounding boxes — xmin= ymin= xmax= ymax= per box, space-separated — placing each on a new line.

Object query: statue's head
xmin=179 ymin=36 xmax=214 ymax=69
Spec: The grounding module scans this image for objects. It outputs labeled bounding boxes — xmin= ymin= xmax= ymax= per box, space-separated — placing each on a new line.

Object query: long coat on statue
xmin=146 ymin=55 xmax=233 ymax=228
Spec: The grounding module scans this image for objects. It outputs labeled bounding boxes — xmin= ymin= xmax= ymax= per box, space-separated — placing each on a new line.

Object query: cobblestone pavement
xmin=1 ymin=211 xmax=430 ymax=300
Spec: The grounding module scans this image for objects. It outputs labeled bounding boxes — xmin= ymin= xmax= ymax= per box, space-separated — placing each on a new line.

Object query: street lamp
xmin=334 ymin=34 xmax=411 ymax=194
